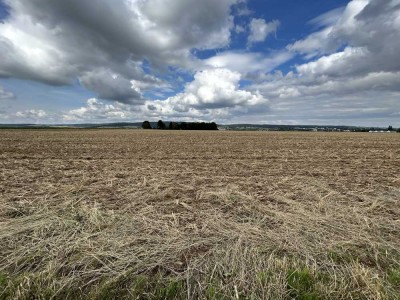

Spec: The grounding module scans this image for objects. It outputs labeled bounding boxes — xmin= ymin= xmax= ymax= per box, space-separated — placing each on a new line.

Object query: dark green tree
xmin=169 ymin=122 xmax=180 ymax=130
xmin=142 ymin=120 xmax=152 ymax=129
xmin=157 ymin=120 xmax=166 ymax=129
xmin=388 ymin=125 xmax=393 ymax=131
xmin=210 ymin=122 xmax=218 ymax=130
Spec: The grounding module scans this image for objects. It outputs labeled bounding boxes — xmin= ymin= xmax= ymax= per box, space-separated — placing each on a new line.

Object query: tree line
xmin=142 ymin=120 xmax=218 ymax=130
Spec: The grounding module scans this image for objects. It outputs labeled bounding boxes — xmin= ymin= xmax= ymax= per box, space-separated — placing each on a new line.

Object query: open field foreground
xmin=0 ymin=130 xmax=400 ymax=299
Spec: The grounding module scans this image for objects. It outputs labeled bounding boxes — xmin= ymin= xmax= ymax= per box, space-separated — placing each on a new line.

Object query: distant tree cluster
xmin=142 ymin=120 xmax=218 ymax=130
xmin=157 ymin=120 xmax=166 ymax=129
xmin=142 ymin=121 xmax=152 ymax=129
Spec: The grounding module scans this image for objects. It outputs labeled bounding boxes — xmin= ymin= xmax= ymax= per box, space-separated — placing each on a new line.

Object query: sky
xmin=0 ymin=0 xmax=399 ymax=126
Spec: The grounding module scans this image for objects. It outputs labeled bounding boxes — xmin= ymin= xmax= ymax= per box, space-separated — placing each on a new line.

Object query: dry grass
xmin=0 ymin=130 xmax=399 ymax=299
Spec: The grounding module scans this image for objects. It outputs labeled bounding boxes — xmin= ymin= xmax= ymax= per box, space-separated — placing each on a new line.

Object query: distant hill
xmin=0 ymin=122 xmax=143 ymax=129
xmin=0 ymin=122 xmax=394 ymax=132
xmin=218 ymin=124 xmax=392 ymax=132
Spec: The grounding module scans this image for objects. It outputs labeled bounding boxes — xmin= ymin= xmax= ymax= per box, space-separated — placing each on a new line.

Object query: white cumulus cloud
xmin=0 ymin=0 xmax=241 ymax=102
xmin=63 ymin=98 xmax=138 ymax=122
xmin=150 ymin=68 xmax=266 ymax=111
xmin=15 ymin=109 xmax=47 ymax=119
xmin=249 ymin=0 xmax=400 ymax=126
xmin=248 ymin=18 xmax=279 ymax=44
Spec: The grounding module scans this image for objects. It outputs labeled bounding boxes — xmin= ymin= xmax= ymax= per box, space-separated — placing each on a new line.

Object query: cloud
xmin=288 ymin=1 xmax=369 ymax=58
xmin=234 ymin=25 xmax=246 ymax=34
xmin=63 ymin=98 xmax=137 ymax=122
xmin=130 ymin=76 xmax=173 ymax=95
xmin=233 ymin=2 xmax=253 ymax=16
xmin=248 ymin=18 xmax=279 ymax=44
xmin=288 ymin=0 xmax=400 ymax=75
xmin=78 ymin=69 xmax=143 ymax=104
xmin=0 ymin=0 xmax=240 ymax=101
xmin=155 ymin=68 xmax=265 ymax=108
xmin=308 ymin=6 xmax=346 ymax=29
xmin=138 ymin=68 xmax=268 ymax=121
xmin=287 ymin=27 xmax=338 ymax=59
xmin=287 ymin=2 xmax=370 ymax=59
xmin=63 ymin=67 xmax=270 ymax=123
xmin=248 ymin=0 xmax=400 ymax=125
xmin=295 ymin=47 xmax=371 ymax=77
xmin=252 ymin=71 xmax=400 ymax=100
xmin=248 ymin=69 xmax=400 ymax=126
xmin=15 ymin=109 xmax=47 ymax=119
xmin=204 ymin=51 xmax=293 ymax=74
xmin=0 ymin=85 xmax=15 ymax=100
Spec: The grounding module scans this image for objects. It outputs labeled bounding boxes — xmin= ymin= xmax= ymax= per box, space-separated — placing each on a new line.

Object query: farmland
xmin=0 ymin=129 xmax=399 ymax=299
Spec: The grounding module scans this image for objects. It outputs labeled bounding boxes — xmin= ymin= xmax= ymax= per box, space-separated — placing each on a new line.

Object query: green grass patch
xmin=388 ymin=268 xmax=400 ymax=287
xmin=93 ymin=273 xmax=186 ymax=300
xmin=287 ymin=268 xmax=320 ymax=300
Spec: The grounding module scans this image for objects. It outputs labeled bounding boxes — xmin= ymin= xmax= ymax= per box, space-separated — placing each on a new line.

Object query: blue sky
xmin=0 ymin=0 xmax=399 ymax=126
